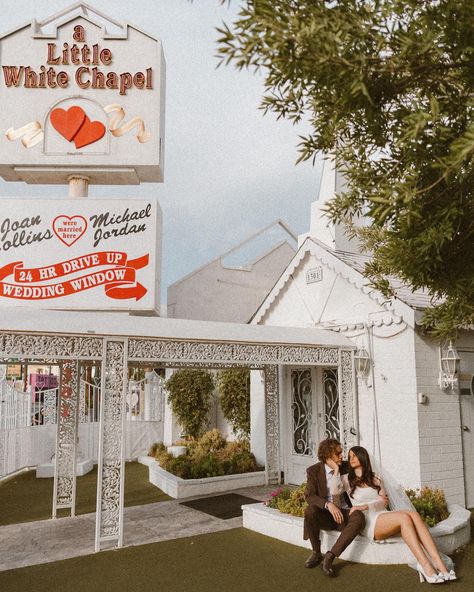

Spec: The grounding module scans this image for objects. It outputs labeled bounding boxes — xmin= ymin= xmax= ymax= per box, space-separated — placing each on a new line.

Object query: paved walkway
xmin=0 ymin=485 xmax=275 ymax=572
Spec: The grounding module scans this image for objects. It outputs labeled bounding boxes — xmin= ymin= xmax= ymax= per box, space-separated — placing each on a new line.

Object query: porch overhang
xmin=0 ymin=308 xmax=356 ymax=553
xmin=0 ymin=308 xmax=353 ymax=351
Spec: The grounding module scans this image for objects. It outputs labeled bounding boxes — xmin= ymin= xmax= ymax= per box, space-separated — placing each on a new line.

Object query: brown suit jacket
xmin=303 ymin=461 xmax=351 ymax=540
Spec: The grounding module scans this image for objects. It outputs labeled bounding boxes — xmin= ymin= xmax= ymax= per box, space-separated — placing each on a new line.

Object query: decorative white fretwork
xmin=43 ymin=388 xmax=58 ymax=425
xmin=340 ymin=350 xmax=357 ymax=451
xmin=264 ymin=365 xmax=280 ymax=484
xmin=96 ymin=339 xmax=127 ymax=551
xmin=0 ymin=330 xmax=357 ymax=553
xmin=129 ymin=339 xmax=339 ymax=367
xmin=0 ymin=333 xmax=103 ymax=360
xmin=53 ymin=360 xmax=79 ymax=517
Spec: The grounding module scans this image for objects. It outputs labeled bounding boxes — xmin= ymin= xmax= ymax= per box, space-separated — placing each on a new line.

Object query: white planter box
xmin=139 ymin=456 xmax=266 ymax=499
xmin=167 ymin=445 xmax=187 ymax=458
xmin=242 ymin=503 xmax=471 ymax=565
xmin=36 ymin=457 xmax=93 ymax=478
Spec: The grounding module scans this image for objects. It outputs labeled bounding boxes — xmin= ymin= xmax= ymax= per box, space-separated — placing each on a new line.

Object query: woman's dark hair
xmin=348 ymin=446 xmax=381 ymax=497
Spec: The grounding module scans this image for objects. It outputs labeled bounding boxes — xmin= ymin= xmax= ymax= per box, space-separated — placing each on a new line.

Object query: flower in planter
xmin=265 ymin=485 xmax=307 ymax=516
xmin=405 ymin=487 xmax=449 ymax=527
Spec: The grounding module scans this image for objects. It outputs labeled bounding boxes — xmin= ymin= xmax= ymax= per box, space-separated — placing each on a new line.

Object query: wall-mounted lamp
xmin=354 ymin=346 xmax=371 ymax=378
xmin=439 ymin=341 xmax=460 ymax=391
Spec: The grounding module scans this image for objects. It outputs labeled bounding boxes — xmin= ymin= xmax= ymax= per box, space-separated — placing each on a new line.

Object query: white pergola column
xmin=95 ymin=338 xmax=128 ymax=551
xmin=263 ymin=365 xmax=280 ymax=485
xmin=339 ymin=349 xmax=358 ymax=452
xmin=53 ymin=360 xmax=79 ymax=517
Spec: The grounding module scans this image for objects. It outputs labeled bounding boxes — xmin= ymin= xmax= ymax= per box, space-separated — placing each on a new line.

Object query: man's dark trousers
xmin=304 ymin=505 xmax=365 ymax=556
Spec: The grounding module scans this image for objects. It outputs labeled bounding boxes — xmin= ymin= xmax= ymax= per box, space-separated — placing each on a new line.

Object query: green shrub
xmin=195 ymin=428 xmax=226 ymax=454
xmin=165 ymin=369 xmax=215 ymax=439
xmin=193 ymin=454 xmax=225 ymax=478
xmin=405 ymin=487 xmax=449 ymax=527
xmin=228 ymin=451 xmax=259 ymax=475
xmin=162 ymin=455 xmax=193 ymax=479
xmin=217 ymin=440 xmax=251 ymax=461
xmin=148 ymin=442 xmax=166 ymax=458
xmin=149 ymin=430 xmax=263 ymax=480
xmin=266 ymin=484 xmax=307 ymax=517
xmin=217 ymin=369 xmax=250 ymax=439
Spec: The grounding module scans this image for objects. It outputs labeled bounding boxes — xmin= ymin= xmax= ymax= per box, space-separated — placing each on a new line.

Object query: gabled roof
xmin=250 ymin=236 xmax=434 ymax=326
xmin=332 ymin=250 xmax=439 ymax=310
xmin=0 ymin=2 xmax=159 ymax=42
xmin=168 ymin=220 xmax=297 ymax=289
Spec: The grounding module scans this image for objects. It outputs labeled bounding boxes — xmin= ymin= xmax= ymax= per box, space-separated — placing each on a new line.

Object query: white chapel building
xmin=170 ymin=161 xmax=474 ymax=510
xmin=250 ymin=161 xmax=474 ymax=509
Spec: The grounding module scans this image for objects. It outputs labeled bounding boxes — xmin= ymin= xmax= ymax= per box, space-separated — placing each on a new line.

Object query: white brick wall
xmin=414 ymin=333 xmax=466 ymax=506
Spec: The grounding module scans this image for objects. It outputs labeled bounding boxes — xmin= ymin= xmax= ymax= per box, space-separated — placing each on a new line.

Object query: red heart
xmin=52 ymin=215 xmax=88 ymax=247
xmin=50 ymin=106 xmax=86 ymax=141
xmin=74 ymin=116 xmax=106 ymax=149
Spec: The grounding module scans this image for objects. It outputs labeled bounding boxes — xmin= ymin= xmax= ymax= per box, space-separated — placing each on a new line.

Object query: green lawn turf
xmin=0 ymin=461 xmax=170 ymax=526
xmin=0 ymin=523 xmax=472 ymax=592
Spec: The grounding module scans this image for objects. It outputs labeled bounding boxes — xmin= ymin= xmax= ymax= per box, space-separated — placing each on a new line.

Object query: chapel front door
xmin=285 ymin=368 xmax=318 ymax=485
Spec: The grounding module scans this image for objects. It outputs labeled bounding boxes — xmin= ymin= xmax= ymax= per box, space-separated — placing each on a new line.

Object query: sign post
xmin=0 ymin=3 xmax=166 ymax=550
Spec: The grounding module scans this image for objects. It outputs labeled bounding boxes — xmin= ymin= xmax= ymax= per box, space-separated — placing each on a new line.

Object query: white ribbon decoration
xmin=104 ymin=104 xmax=151 ymax=143
xmin=5 ymin=104 xmax=150 ymax=149
xmin=5 ymin=121 xmax=43 ymax=148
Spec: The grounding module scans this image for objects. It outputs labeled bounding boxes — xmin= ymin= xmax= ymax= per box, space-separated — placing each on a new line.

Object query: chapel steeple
xmin=309 ymin=157 xmax=364 ymax=253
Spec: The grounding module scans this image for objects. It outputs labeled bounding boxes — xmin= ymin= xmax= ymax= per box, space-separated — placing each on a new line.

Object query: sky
xmin=0 ymin=0 xmax=322 ymax=301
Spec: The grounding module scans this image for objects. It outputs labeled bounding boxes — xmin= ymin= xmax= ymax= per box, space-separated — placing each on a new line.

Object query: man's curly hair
xmin=317 ymin=438 xmax=342 ymax=462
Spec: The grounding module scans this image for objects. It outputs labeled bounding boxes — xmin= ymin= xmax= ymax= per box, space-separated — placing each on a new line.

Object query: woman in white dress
xmin=328 ymin=446 xmax=455 ymax=584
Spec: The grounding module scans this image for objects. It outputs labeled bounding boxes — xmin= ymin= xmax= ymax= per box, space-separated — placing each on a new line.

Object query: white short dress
xmin=333 ymin=474 xmax=389 ymax=541
xmin=349 ymin=483 xmax=390 ymax=540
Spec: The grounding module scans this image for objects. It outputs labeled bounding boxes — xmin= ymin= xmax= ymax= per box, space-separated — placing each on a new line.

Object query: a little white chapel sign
xmin=0 ymin=3 xmax=165 ymax=185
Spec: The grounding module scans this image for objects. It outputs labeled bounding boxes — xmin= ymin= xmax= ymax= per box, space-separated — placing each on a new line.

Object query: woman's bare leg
xmin=374 ymin=512 xmax=436 ymax=576
xmin=402 ymin=511 xmax=448 ymax=573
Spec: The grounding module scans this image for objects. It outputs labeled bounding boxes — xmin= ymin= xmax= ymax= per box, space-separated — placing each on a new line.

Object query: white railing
xmin=0 ymin=370 xmax=166 ymax=429
xmin=79 ymin=379 xmax=101 ymax=423
xmin=0 ymin=379 xmax=32 ymax=429
xmin=127 ymin=371 xmax=165 ymax=421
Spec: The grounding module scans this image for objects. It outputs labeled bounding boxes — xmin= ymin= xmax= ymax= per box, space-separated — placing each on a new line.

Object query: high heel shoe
xmin=438 ymin=569 xmax=456 ymax=582
xmin=416 ymin=562 xmax=445 ymax=584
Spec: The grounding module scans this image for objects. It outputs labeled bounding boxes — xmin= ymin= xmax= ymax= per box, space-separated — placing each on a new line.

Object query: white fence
xmin=0 ymin=370 xmax=166 ymax=478
xmin=0 ymin=370 xmax=165 ymax=429
xmin=0 ymin=380 xmax=32 ymax=429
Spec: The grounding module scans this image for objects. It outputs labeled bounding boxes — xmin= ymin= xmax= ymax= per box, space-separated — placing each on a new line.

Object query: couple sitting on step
xmin=303 ymin=438 xmax=455 ymax=584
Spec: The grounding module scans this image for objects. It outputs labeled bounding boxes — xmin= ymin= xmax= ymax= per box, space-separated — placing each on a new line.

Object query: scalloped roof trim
xmin=251 ymin=237 xmax=415 ymax=327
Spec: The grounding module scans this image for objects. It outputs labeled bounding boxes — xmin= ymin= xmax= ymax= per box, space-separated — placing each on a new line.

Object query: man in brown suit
xmin=303 ymin=438 xmax=365 ymax=577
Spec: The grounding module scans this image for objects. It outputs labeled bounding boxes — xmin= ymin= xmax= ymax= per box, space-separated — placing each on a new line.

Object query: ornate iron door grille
xmin=291 ymin=369 xmax=313 ymax=456
xmin=323 ymin=368 xmax=340 ymax=440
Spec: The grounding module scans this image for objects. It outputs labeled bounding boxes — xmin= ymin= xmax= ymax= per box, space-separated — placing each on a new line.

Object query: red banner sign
xmin=0 ymin=251 xmax=149 ymax=301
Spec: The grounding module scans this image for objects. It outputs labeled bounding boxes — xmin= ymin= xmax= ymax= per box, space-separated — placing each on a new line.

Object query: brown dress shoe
xmin=304 ymin=550 xmax=323 ymax=568
xmin=321 ymin=551 xmax=336 ymax=577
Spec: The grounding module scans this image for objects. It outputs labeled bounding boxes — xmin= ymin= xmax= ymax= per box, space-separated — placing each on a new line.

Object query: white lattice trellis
xmin=0 ymin=330 xmax=356 ymax=552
